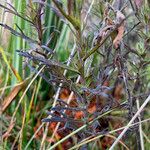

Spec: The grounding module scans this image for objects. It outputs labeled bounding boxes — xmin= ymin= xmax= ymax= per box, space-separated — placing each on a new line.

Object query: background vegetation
xmin=0 ymin=0 xmax=150 ymax=149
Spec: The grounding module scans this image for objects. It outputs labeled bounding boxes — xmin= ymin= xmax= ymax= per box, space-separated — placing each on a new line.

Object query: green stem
xmin=48 ymin=107 xmax=117 ymax=150
xmin=52 ymin=0 xmax=80 ymax=30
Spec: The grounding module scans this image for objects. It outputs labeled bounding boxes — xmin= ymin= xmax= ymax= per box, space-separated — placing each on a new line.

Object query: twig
xmin=48 ymin=106 xmax=117 ymax=150
xmin=83 ymin=0 xmax=95 ymax=23
xmin=52 ymin=0 xmax=80 ymax=30
xmin=0 ymin=23 xmax=37 ymax=43
xmin=69 ymin=118 xmax=150 ymax=150
xmin=136 ymin=99 xmax=144 ymax=150
xmin=123 ymin=21 xmax=141 ymax=37
xmin=128 ymin=0 xmax=135 ymax=12
xmin=122 ymin=67 xmax=133 ymax=117
xmin=109 ymin=95 xmax=150 ymax=150
xmin=40 ymin=43 xmax=77 ymax=149
xmin=142 ymin=131 xmax=150 ymax=143
xmin=0 ymin=3 xmax=34 ymax=24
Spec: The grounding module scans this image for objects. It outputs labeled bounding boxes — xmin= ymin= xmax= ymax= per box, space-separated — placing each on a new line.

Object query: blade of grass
xmin=136 ymin=99 xmax=145 ymax=150
xmin=9 ymin=66 xmax=45 ymax=133
xmin=1 ymin=79 xmax=28 ymax=113
xmin=48 ymin=105 xmax=124 ymax=150
xmin=142 ymin=131 xmax=150 ymax=143
xmin=19 ymin=99 xmax=26 ymax=150
xmin=0 ymin=46 xmax=22 ymax=81
xmin=0 ymin=67 xmax=9 ymax=100
xmin=47 ymin=75 xmax=80 ymax=148
xmin=25 ymin=122 xmax=45 ymax=150
xmin=26 ymin=82 xmax=37 ymax=123
xmin=11 ymin=0 xmax=26 ymax=85
xmin=104 ymin=134 xmax=129 ymax=150
xmin=69 ymin=118 xmax=150 ymax=150
xmin=109 ymin=95 xmax=150 ymax=150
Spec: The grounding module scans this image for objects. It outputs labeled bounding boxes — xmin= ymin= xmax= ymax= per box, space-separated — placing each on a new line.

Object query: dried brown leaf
xmin=1 ymin=80 xmax=27 ymax=113
xmin=113 ymin=11 xmax=125 ymax=49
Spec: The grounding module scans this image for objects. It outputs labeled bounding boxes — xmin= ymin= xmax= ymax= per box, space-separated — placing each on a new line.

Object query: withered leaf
xmin=113 ymin=11 xmax=125 ymax=49
xmin=1 ymin=79 xmax=28 ymax=113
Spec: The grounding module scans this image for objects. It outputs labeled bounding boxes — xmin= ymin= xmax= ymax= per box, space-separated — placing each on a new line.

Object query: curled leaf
xmin=113 ymin=11 xmax=125 ymax=49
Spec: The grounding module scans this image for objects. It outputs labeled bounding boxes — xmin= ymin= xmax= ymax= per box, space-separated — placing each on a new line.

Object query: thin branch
xmin=109 ymin=95 xmax=150 ymax=150
xmin=52 ymin=0 xmax=80 ymax=30
xmin=0 ymin=4 xmax=34 ymax=24
xmin=0 ymin=23 xmax=37 ymax=43
xmin=136 ymin=99 xmax=145 ymax=150
xmin=69 ymin=118 xmax=150 ymax=150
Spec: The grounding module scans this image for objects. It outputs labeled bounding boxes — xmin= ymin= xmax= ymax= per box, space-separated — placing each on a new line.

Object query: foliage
xmin=0 ymin=0 xmax=150 ymax=149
